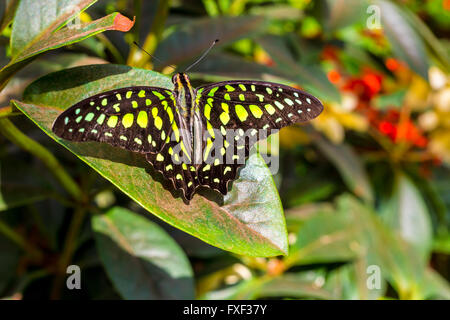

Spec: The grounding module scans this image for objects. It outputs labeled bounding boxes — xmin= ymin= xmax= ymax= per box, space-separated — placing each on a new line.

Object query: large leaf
xmin=92 ymin=206 xmax=194 ymax=300
xmin=0 ymin=155 xmax=53 ymax=211
xmin=287 ymin=195 xmax=446 ymax=299
xmin=376 ymin=0 xmax=429 ymax=80
xmin=381 ymin=173 xmax=433 ymax=263
xmin=336 ymin=195 xmax=440 ymax=299
xmin=257 ymin=274 xmax=333 ymax=300
xmin=287 ymin=206 xmax=361 ymax=266
xmin=153 ymin=16 xmax=268 ymax=70
xmin=0 ymin=0 xmax=134 ymax=90
xmin=15 ymin=64 xmax=288 ymax=257
xmin=313 ymin=134 xmax=374 ymax=203
xmin=321 ymin=0 xmax=369 ymax=31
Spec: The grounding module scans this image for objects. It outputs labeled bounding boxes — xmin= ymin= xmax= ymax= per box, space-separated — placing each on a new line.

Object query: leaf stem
xmin=0 ymin=218 xmax=43 ymax=261
xmin=50 ymin=206 xmax=88 ymax=299
xmin=0 ymin=118 xmax=83 ymax=200
xmin=128 ymin=0 xmax=171 ymax=67
xmin=0 ymin=106 xmax=21 ymax=118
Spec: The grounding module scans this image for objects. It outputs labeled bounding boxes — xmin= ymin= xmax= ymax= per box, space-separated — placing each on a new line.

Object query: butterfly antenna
xmin=184 ymin=39 xmax=219 ymax=73
xmin=133 ymin=41 xmax=177 ymax=71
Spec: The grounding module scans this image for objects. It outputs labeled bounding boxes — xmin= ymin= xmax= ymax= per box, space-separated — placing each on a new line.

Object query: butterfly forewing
xmin=196 ymin=80 xmax=323 ymax=132
xmin=52 ymin=87 xmax=177 ymax=154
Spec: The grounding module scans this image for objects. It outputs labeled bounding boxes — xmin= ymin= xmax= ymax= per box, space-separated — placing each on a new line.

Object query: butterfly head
xmin=172 ymin=73 xmax=195 ymax=115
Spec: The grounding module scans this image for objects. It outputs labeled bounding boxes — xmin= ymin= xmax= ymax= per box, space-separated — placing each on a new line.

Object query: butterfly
xmin=52 ymin=44 xmax=323 ymax=200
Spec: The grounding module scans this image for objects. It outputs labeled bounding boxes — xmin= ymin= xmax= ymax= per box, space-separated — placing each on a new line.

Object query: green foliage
xmin=0 ymin=0 xmax=449 ymax=300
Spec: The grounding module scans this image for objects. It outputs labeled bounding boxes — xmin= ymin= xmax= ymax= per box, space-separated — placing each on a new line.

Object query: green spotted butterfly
xmin=52 ymin=72 xmax=323 ymax=200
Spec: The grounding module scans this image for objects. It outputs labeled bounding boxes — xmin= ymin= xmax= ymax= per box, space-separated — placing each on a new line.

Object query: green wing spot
xmin=137 ymin=111 xmax=148 ymax=128
xmin=224 ymin=93 xmax=231 ymax=100
xmin=132 ymin=101 xmax=139 ymax=108
xmin=126 ymin=91 xmax=133 ymax=99
xmin=204 ymin=103 xmax=212 ymax=120
xmin=76 ymin=116 xmax=82 ymax=123
xmin=249 ymin=105 xmax=263 ymax=118
xmin=208 ymin=87 xmax=219 ymax=96
xmin=235 ymin=105 xmax=248 ymax=122
xmin=97 ymin=114 xmax=106 ymax=125
xmin=225 ymin=85 xmax=235 ymax=92
xmin=265 ymin=104 xmax=276 ymax=115
xmin=107 ymin=116 xmax=118 ymax=128
xmin=138 ymin=90 xmax=146 ymax=98
xmin=146 ymin=99 xmax=152 ymax=106
xmin=239 ymin=94 xmax=245 ymax=101
xmin=275 ymin=101 xmax=284 ymax=110
xmin=85 ymin=113 xmax=95 ymax=122
xmin=220 ymin=112 xmax=230 ymax=125
xmin=238 ymin=84 xmax=246 ymax=91
xmin=153 ymin=91 xmax=165 ymax=100
xmin=154 ymin=116 xmax=163 ymax=130
xmin=102 ymin=98 xmax=108 ymax=106
xmin=122 ymin=113 xmax=134 ymax=128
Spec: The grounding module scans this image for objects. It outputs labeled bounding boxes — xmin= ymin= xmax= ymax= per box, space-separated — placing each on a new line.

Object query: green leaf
xmin=11 ymin=0 xmax=96 ymax=57
xmin=15 ymin=64 xmax=288 ymax=257
xmin=0 ymin=184 xmax=50 ymax=212
xmin=0 ymin=0 xmax=134 ymax=90
xmin=401 ymin=5 xmax=450 ymax=73
xmin=381 ymin=173 xmax=433 ymax=263
xmin=313 ymin=135 xmax=374 ymax=203
xmin=376 ymin=0 xmax=429 ymax=80
xmin=336 ymin=195 xmax=432 ymax=299
xmin=0 ymin=233 xmax=21 ymax=295
xmin=322 ymin=0 xmax=369 ymax=31
xmin=421 ymin=268 xmax=450 ymax=300
xmin=257 ymin=35 xmax=340 ymax=102
xmin=154 ymin=15 xmax=268 ymax=70
xmin=92 ymin=206 xmax=194 ymax=300
xmin=287 ymin=208 xmax=360 ymax=266
xmin=257 ymin=273 xmax=333 ymax=299
xmin=0 ymin=157 xmax=53 ymax=211
xmin=433 ymin=233 xmax=450 ymax=255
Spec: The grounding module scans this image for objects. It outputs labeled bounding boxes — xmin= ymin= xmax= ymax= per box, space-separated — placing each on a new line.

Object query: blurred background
xmin=0 ymin=0 xmax=449 ymax=300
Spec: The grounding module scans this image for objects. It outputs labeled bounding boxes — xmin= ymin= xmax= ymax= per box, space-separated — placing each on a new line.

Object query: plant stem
xmin=0 ymin=118 xmax=83 ymax=200
xmin=50 ymin=206 xmax=88 ymax=300
xmin=128 ymin=0 xmax=171 ymax=67
xmin=0 ymin=106 xmax=21 ymax=118
xmin=0 ymin=218 xmax=43 ymax=261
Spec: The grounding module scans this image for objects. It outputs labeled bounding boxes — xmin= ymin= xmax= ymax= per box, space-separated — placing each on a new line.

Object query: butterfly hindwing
xmin=52 ymin=86 xmax=177 ymax=154
xmin=145 ymin=142 xmax=199 ymax=200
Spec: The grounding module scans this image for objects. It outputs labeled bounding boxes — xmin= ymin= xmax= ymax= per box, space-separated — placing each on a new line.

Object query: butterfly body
xmin=53 ymin=72 xmax=323 ymax=200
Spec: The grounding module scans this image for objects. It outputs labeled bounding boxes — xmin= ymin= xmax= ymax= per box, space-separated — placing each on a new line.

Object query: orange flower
xmin=385 ymin=58 xmax=401 ymax=72
xmin=327 ymin=70 xmax=341 ymax=84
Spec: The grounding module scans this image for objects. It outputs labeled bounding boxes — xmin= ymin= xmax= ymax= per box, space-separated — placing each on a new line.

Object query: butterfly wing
xmin=194 ymin=80 xmax=324 ymax=194
xmin=52 ymin=86 xmax=177 ymax=154
xmin=195 ymin=80 xmax=323 ymax=132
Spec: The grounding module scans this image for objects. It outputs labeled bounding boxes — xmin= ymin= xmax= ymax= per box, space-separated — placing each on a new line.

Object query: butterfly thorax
xmin=172 ymin=73 xmax=203 ymax=165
